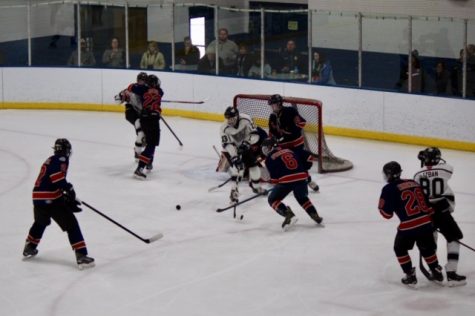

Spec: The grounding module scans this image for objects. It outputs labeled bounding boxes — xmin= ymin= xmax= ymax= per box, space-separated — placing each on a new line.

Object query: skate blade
xmin=77 ymin=262 xmax=95 ymax=270
xmin=447 ymin=280 xmax=467 ymax=287
xmin=283 ymin=217 xmax=298 ymax=232
xmin=22 ymin=254 xmax=37 ymax=261
xmin=133 ymin=174 xmax=147 ymax=180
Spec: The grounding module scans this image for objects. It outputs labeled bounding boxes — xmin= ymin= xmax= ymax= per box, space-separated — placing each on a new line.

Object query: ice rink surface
xmin=0 ymin=109 xmax=474 ymax=316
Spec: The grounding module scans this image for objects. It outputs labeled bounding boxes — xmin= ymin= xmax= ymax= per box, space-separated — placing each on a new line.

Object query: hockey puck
xmin=240 ymin=215 xmax=244 ymax=220
xmin=176 ymin=204 xmax=181 ymax=210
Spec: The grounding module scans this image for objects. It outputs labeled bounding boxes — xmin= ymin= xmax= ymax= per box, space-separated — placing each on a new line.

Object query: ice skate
xmin=22 ymin=242 xmax=38 ymax=260
xmin=282 ymin=207 xmax=298 ymax=231
xmin=446 ymin=271 xmax=467 ymax=287
xmin=401 ymin=267 xmax=417 ymax=288
xmin=146 ymin=162 xmax=153 ymax=171
xmin=250 ymin=182 xmax=266 ymax=195
xmin=230 ymin=187 xmax=239 ymax=203
xmin=309 ymin=212 xmax=323 ymax=225
xmin=430 ymin=265 xmax=444 ymax=284
xmin=76 ymin=253 xmax=95 ymax=270
xmin=134 ymin=167 xmax=147 ymax=180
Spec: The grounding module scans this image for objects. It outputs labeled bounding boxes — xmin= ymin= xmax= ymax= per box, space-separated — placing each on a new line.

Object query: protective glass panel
xmin=412 ymin=16 xmax=464 ymax=97
xmin=189 ymin=5 xmax=216 ymax=76
xmin=0 ymin=4 xmax=28 ymax=66
xmin=173 ymin=5 xmax=200 ymax=73
xmin=31 ymin=3 xmax=75 ymax=67
xmin=467 ymin=19 xmax=475 ymax=99
xmin=312 ymin=11 xmax=358 ymax=87
xmin=144 ymin=4 xmax=172 ymax=71
xmin=264 ymin=11 xmax=309 ymax=82
xmin=362 ymin=15 xmax=408 ymax=92
xmin=127 ymin=6 xmax=147 ymax=69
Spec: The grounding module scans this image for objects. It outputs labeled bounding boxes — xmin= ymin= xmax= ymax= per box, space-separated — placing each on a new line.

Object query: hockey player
xmin=414 ymin=147 xmax=466 ymax=286
xmin=134 ymin=74 xmax=163 ymax=179
xmin=23 ymin=139 xmax=94 ymax=270
xmin=267 ymin=94 xmax=319 ymax=192
xmin=379 ymin=161 xmax=443 ymax=287
xmin=261 ymin=138 xmax=323 ymax=231
xmin=115 ymin=72 xmax=149 ymax=159
xmin=220 ymin=106 xmax=266 ymax=202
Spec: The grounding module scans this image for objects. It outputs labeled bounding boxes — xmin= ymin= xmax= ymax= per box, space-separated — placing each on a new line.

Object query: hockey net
xmin=233 ymin=94 xmax=353 ymax=173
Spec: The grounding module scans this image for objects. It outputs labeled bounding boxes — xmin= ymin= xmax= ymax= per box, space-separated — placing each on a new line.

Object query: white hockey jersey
xmin=220 ymin=113 xmax=258 ymax=159
xmin=414 ymin=162 xmax=455 ymax=212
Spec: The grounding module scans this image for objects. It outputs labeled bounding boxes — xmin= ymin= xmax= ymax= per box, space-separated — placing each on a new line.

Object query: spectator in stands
xmin=175 ymin=36 xmax=200 ymax=67
xmin=400 ymin=50 xmax=424 ymax=93
xmin=197 ymin=49 xmax=224 ymax=74
xmin=0 ymin=49 xmax=4 ymax=65
xmin=278 ymin=40 xmax=304 ymax=74
xmin=450 ymin=49 xmax=464 ymax=96
xmin=236 ymin=44 xmax=254 ymax=77
xmin=102 ymin=37 xmax=125 ymax=68
xmin=434 ymin=61 xmax=450 ymax=95
xmin=248 ymin=54 xmax=272 ymax=78
xmin=140 ymin=41 xmax=165 ymax=70
xmin=467 ymin=44 xmax=475 ymax=97
xmin=206 ymin=28 xmax=239 ymax=74
xmin=311 ymin=51 xmax=336 ymax=85
xmin=67 ymin=38 xmax=96 ymax=67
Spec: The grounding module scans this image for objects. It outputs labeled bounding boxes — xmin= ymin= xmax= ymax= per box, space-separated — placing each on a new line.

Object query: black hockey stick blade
xmin=81 ymin=201 xmax=163 ymax=244
xmin=208 ymin=177 xmax=233 ymax=192
xmin=419 ymin=253 xmax=433 ymax=281
xmin=216 ymin=190 xmax=269 ymax=212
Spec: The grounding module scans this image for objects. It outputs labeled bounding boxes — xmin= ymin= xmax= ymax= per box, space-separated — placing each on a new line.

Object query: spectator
xmin=67 ymin=38 xmax=96 ymax=67
xmin=434 ymin=61 xmax=450 ymax=95
xmin=278 ymin=40 xmax=304 ymax=74
xmin=140 ymin=41 xmax=165 ymax=70
xmin=248 ymin=54 xmax=272 ymax=78
xmin=206 ymin=28 xmax=239 ymax=74
xmin=450 ymin=49 xmax=464 ymax=96
xmin=175 ymin=36 xmax=200 ymax=67
xmin=197 ymin=49 xmax=224 ymax=74
xmin=400 ymin=50 xmax=424 ymax=93
xmin=236 ymin=44 xmax=254 ymax=77
xmin=467 ymin=44 xmax=475 ymax=97
xmin=102 ymin=37 xmax=125 ymax=68
xmin=0 ymin=49 xmax=4 ymax=65
xmin=311 ymin=51 xmax=336 ymax=85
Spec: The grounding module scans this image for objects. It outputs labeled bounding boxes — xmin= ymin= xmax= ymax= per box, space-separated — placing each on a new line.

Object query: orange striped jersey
xmin=32 ymin=155 xmax=71 ymax=205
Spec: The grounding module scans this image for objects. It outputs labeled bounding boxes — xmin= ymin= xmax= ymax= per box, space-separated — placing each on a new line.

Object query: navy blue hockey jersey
xmin=268 ymin=106 xmax=306 ymax=149
xmin=32 ymin=155 xmax=71 ymax=206
xmin=265 ymin=147 xmax=312 ymax=184
xmin=378 ymin=179 xmax=434 ymax=232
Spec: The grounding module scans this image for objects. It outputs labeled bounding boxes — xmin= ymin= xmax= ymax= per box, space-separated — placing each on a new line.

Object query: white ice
xmin=0 ymin=110 xmax=474 ymax=316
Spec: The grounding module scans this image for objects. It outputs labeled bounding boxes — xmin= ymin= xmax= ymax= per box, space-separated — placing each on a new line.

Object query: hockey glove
xmin=231 ymin=156 xmax=243 ymax=170
xmin=238 ymin=141 xmax=251 ymax=155
xmin=63 ymin=184 xmax=76 ymax=202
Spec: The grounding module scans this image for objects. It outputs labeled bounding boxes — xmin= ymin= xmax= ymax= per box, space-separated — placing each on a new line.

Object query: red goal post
xmin=233 ymin=94 xmax=353 ymax=173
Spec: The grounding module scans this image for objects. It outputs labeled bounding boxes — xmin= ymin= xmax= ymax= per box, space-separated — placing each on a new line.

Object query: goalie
xmin=219 ymin=106 xmax=267 ymax=203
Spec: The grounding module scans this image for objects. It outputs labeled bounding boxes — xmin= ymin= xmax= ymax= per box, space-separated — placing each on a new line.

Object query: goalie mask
xmin=224 ymin=106 xmax=239 ymax=127
xmin=268 ymin=94 xmax=284 ymax=113
xmin=418 ymin=147 xmax=442 ymax=167
xmin=382 ymin=161 xmax=402 ymax=183
xmin=53 ymin=138 xmax=72 ymax=157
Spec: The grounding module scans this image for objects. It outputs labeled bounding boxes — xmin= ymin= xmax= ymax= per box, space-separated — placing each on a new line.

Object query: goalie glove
xmin=238 ymin=141 xmax=251 ymax=155
xmin=230 ymin=155 xmax=243 ymax=170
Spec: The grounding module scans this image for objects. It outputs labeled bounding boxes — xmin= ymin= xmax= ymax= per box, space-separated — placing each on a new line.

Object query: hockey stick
xmin=216 ymin=190 xmax=269 ymax=212
xmin=81 ymin=201 xmax=163 ymax=244
xmin=161 ymin=99 xmax=206 ymax=104
xmin=208 ymin=177 xmax=233 ymax=192
xmin=435 ymin=229 xmax=475 ymax=253
xmin=419 ymin=253 xmax=433 ymax=281
xmin=160 ymin=115 xmax=183 ymax=147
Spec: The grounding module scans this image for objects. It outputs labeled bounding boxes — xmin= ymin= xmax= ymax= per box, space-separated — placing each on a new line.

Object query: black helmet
xmin=53 ymin=138 xmax=72 ymax=157
xmin=418 ymin=147 xmax=441 ymax=167
xmin=261 ymin=137 xmax=277 ymax=156
xmin=147 ymin=74 xmax=161 ymax=88
xmin=224 ymin=106 xmax=239 ymax=126
xmin=382 ymin=161 xmax=402 ymax=182
xmin=268 ymin=94 xmax=283 ymax=106
xmin=137 ymin=72 xmax=148 ymax=82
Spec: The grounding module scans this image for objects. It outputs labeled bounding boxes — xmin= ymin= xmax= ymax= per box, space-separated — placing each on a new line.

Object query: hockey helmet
xmin=53 ymin=138 xmax=72 ymax=157
xmin=268 ymin=94 xmax=283 ymax=113
xmin=147 ymin=74 xmax=161 ymax=88
xmin=382 ymin=161 xmax=402 ymax=182
xmin=224 ymin=106 xmax=239 ymax=127
xmin=261 ymin=137 xmax=277 ymax=156
xmin=418 ymin=147 xmax=441 ymax=167
xmin=137 ymin=72 xmax=148 ymax=83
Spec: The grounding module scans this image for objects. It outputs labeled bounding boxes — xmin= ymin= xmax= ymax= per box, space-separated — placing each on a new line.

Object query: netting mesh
xmin=234 ymin=94 xmax=353 ymax=173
